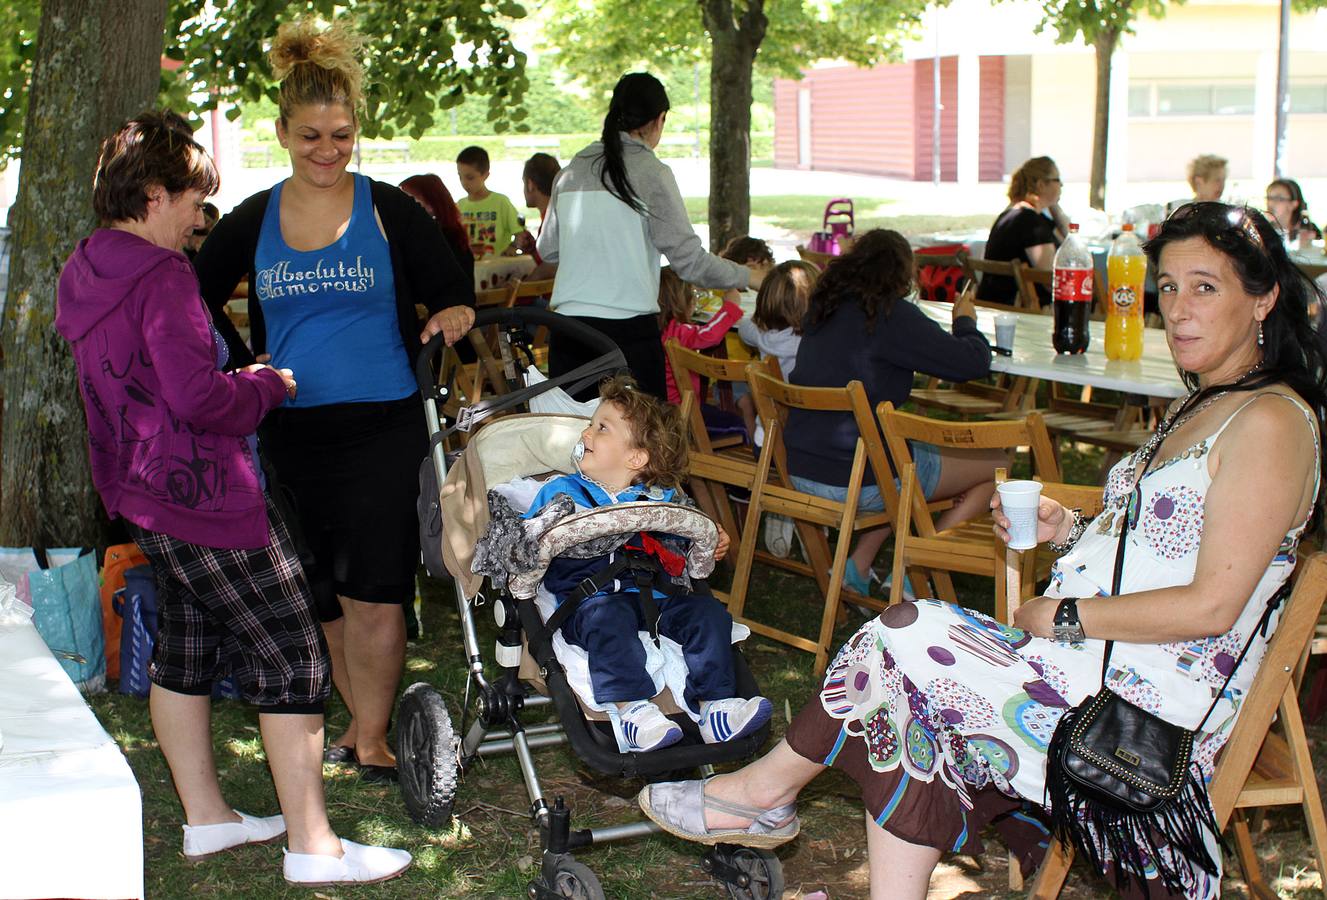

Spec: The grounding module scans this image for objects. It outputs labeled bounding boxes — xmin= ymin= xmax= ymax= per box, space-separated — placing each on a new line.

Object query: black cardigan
xmin=195 ymin=177 xmax=475 ymax=371
xmin=786 ymin=297 xmax=991 ymax=486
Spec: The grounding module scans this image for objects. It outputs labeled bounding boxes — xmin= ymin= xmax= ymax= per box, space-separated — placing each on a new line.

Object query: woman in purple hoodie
xmin=56 ymin=111 xmax=411 ymax=885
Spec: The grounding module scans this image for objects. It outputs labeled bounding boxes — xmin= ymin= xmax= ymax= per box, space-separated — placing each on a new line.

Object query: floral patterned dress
xmin=784 ymin=394 xmax=1319 ymax=898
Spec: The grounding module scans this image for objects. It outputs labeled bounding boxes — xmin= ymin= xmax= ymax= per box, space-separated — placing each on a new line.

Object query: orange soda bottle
xmin=1105 ymin=223 xmax=1146 ymax=361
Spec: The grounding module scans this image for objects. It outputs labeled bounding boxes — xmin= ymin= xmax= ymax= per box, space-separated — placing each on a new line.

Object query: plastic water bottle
xmin=1052 ymin=224 xmax=1093 ymax=354
xmin=1106 ymin=224 xmax=1145 ymax=361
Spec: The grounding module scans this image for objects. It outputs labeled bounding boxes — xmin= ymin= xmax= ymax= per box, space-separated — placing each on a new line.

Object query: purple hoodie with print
xmin=55 ymin=229 xmax=288 ymax=549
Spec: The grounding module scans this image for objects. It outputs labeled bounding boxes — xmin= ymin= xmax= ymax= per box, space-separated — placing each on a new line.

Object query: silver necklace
xmin=1134 ymin=361 xmax=1265 ymax=472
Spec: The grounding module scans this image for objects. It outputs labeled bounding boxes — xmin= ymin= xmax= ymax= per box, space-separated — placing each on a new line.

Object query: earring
xmin=1257 ymin=321 xmax=1265 ymax=346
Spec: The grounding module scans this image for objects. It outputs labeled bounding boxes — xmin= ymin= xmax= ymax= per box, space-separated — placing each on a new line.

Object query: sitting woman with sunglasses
xmin=976 ymin=155 xmax=1071 ymax=306
xmin=640 ymin=202 xmax=1326 ymax=899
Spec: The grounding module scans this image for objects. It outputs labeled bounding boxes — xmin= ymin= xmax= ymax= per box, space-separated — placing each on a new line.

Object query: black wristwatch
xmin=1052 ymin=598 xmax=1086 ymax=643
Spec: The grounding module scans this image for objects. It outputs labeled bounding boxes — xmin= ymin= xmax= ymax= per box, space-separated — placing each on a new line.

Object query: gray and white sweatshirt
xmin=536 ymin=134 xmax=750 ymax=319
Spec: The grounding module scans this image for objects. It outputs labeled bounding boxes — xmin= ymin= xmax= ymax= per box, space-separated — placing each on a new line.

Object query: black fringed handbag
xmin=1044 ymin=485 xmax=1288 ymax=896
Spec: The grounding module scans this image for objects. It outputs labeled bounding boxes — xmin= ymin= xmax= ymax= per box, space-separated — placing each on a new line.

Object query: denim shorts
xmin=791 ymin=440 xmax=943 ymax=512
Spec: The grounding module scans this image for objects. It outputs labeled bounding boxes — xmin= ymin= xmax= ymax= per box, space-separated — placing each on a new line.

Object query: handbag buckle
xmin=1113 ymin=747 xmax=1142 ymax=767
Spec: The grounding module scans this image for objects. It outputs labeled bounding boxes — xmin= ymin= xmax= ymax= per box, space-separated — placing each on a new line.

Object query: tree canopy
xmin=544 ymin=0 xmax=930 ymax=93
xmin=0 ymin=0 xmax=530 ymax=166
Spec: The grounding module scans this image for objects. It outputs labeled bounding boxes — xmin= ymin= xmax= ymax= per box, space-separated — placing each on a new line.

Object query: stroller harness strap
xmin=532 ymin=538 xmax=688 ymax=650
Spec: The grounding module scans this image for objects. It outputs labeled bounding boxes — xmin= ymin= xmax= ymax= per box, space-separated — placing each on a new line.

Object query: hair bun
xmin=269 ymin=19 xmax=366 ymax=118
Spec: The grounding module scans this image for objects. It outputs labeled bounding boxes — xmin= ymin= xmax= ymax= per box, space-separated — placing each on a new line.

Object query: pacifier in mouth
xmin=571 ymin=439 xmax=586 ymax=474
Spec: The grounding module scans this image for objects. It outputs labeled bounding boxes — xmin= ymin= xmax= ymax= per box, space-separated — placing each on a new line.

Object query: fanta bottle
xmin=1106 ymin=224 xmax=1145 ymax=361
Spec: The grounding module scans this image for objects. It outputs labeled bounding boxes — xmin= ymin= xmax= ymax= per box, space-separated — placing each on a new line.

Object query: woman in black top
xmin=785 ymin=230 xmax=1007 ymax=594
xmin=977 ymin=156 xmax=1070 ymax=306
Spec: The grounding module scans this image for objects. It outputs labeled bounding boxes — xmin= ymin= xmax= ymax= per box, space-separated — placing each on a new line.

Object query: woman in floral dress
xmin=640 ymin=203 xmax=1327 ymax=899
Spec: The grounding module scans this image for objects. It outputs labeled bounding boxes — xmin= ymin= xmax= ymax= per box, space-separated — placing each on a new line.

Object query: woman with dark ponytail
xmin=537 ymin=72 xmax=765 ymax=399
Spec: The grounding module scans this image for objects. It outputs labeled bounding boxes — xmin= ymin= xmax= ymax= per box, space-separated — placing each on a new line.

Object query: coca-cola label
xmin=1112 ymin=285 xmax=1139 ymax=309
xmin=1053 ymin=268 xmax=1092 ymax=303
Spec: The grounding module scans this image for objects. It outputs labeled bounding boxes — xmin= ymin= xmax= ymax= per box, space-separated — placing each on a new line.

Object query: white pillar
xmin=957 ymin=52 xmax=981 ymax=187
xmin=1252 ymin=50 xmax=1278 ymax=185
xmin=1105 ymin=47 xmax=1130 ymax=213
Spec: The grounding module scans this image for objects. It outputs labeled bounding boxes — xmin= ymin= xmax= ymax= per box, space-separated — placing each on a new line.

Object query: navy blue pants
xmin=560 ymin=590 xmax=735 ymax=709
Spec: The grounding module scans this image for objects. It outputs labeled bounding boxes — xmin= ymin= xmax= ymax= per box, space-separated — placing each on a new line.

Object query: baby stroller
xmin=398 ymin=307 xmax=782 ymax=899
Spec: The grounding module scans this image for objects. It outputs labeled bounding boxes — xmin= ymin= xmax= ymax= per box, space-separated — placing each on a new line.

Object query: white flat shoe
xmin=283 ymin=838 xmax=412 ymax=886
xmin=182 ymin=810 xmax=286 ymax=861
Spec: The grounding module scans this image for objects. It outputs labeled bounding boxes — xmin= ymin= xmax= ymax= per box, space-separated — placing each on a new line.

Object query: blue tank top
xmin=253 ymin=173 xmax=415 ymax=407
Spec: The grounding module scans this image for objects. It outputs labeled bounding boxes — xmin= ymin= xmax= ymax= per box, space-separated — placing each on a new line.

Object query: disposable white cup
xmin=997 ymin=480 xmax=1043 ymax=550
xmin=994 ymin=313 xmax=1017 ymax=352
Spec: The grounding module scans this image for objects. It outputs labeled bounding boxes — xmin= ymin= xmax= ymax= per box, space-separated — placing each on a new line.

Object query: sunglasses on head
xmin=1165 ymin=201 xmax=1266 ymax=251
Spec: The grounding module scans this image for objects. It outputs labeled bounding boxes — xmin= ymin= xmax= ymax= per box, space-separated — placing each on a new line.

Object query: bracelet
xmin=1046 ymin=508 xmax=1089 ymax=555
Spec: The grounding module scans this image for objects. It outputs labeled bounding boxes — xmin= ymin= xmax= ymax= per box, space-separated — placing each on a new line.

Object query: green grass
xmin=86 ymin=437 xmax=1327 ymax=899
xmin=682 ymin=194 xmax=991 ymax=242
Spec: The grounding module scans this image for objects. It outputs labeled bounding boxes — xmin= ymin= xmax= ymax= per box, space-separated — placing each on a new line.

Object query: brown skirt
xmin=784 ymin=691 xmax=1192 ymax=898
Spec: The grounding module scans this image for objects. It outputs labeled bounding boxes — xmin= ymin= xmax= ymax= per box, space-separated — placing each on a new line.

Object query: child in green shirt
xmin=456 ymin=145 xmax=522 ymax=258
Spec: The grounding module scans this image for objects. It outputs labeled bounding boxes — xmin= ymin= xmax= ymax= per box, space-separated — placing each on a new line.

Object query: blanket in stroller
xmin=472 ymin=475 xmax=749 ymax=718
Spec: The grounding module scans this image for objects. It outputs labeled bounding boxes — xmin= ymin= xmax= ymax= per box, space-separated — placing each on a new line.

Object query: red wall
xmin=773 ymin=79 xmax=799 ymax=169
xmin=979 ymin=56 xmax=1005 ymax=182
xmin=913 ymin=57 xmax=958 ymax=182
xmin=773 ymin=57 xmax=1004 ymax=181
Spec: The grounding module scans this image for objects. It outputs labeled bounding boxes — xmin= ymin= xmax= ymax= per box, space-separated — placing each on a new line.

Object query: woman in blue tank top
xmin=195 ymin=21 xmax=475 ymax=785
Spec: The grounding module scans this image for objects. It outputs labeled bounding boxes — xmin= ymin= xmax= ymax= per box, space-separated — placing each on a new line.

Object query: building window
xmin=1290 ymin=83 xmax=1327 ymax=114
xmin=1129 ymin=82 xmax=1257 ymax=117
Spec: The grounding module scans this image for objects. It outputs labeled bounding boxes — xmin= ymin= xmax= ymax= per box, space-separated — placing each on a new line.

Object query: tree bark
xmin=702 ymin=0 xmax=766 ymax=252
xmin=1089 ymin=27 xmax=1119 ymax=212
xmin=2 ymin=0 xmax=168 ymax=546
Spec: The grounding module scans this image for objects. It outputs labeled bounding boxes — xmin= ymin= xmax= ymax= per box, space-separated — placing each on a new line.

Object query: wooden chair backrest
xmin=1296 ymin=262 xmax=1327 ymax=283
xmin=796 ymin=244 xmax=834 ymax=271
xmin=747 ymin=370 xmax=899 ymax=522
xmin=878 ymin=402 xmax=1061 ymax=539
xmin=666 ymin=340 xmax=776 ymax=457
xmin=512 ymin=277 xmax=555 ymax=302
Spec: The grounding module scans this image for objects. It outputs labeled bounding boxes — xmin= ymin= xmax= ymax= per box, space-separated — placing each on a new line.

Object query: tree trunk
xmin=1 ymin=0 xmax=168 ymax=546
xmin=1088 ymin=27 xmax=1119 ymax=212
xmin=702 ymin=0 xmax=766 ymax=253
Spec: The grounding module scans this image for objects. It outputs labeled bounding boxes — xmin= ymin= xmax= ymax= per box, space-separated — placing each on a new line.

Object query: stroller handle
xmin=414 ymin=305 xmax=624 ymax=394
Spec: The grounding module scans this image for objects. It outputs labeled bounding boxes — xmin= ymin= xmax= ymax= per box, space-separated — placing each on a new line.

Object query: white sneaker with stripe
xmin=698 ymin=696 xmax=773 ymax=744
xmin=620 ymin=700 xmax=684 ymax=752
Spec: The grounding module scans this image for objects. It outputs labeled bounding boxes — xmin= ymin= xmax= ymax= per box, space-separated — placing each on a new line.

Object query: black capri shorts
xmin=548 ymin=312 xmax=667 ymax=401
xmin=126 ymin=496 xmax=331 ymax=712
xmin=260 ymin=393 xmax=426 ymax=622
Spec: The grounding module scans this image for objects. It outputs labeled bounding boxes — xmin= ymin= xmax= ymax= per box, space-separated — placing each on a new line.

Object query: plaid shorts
xmin=126 ymin=497 xmax=331 ymax=712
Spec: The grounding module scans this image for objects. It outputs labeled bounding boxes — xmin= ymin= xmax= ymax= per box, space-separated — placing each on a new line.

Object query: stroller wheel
xmin=396 ymin=682 xmax=459 ymax=827
xmin=706 ymin=845 xmax=785 ymax=900
xmin=530 ymin=857 xmax=604 ymax=900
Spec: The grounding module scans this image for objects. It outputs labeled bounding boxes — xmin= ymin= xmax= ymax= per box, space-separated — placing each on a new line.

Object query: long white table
xmin=918 ymin=300 xmax=1186 ymax=399
xmin=0 ymin=616 xmax=143 ymax=899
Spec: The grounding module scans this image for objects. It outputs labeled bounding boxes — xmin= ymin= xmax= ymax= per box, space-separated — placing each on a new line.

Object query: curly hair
xmin=1008 ymin=156 xmax=1059 ymax=203
xmin=803 ymin=229 xmax=914 ymax=333
xmin=269 ymin=19 xmax=366 ymax=122
xmin=598 ymin=375 xmax=688 ymax=491
xmin=721 ymin=235 xmax=774 ymax=266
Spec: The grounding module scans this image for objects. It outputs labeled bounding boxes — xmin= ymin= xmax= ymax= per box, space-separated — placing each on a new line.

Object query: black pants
xmin=548 ymin=313 xmax=666 ymax=401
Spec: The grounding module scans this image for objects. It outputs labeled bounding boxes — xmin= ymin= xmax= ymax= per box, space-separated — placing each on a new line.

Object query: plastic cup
xmin=997 ymin=480 xmax=1043 ymax=551
xmin=994 ymin=313 xmax=1017 ymax=352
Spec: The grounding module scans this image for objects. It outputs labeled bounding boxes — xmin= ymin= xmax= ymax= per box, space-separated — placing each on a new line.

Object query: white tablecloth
xmin=918 ymin=300 xmax=1185 ymax=398
xmin=475 ymin=255 xmax=535 ymax=292
xmin=0 ymin=617 xmax=143 ymax=899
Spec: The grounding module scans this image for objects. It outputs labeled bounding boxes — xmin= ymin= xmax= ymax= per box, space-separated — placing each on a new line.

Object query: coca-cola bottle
xmin=1052 ymin=224 xmax=1093 ymax=354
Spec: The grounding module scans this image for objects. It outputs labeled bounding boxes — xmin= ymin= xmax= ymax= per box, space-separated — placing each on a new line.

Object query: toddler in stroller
xmin=399 ymin=307 xmax=784 ymax=897
xmin=519 ymin=376 xmax=772 ymax=752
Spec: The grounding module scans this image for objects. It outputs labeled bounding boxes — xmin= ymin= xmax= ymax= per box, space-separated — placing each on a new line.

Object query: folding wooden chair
xmin=1019 ymin=551 xmax=1327 ymax=899
xmin=795 ymin=244 xmax=834 ymax=271
xmin=1016 ymin=263 xmax=1107 ymax=321
xmin=427 ymin=285 xmax=518 ymax=448
xmin=878 ymin=403 xmax=1061 ymax=622
xmin=731 ymin=371 xmax=904 ymax=675
xmin=664 ymin=340 xmax=781 ymax=578
xmin=963 ymin=256 xmax=1039 ymax=313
